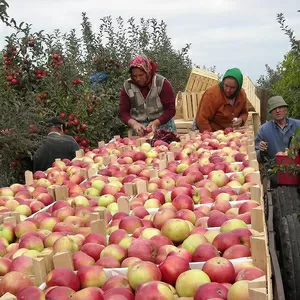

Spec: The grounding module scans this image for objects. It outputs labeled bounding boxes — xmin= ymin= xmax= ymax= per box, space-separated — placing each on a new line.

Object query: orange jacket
xmin=195 ymin=84 xmax=248 ymax=132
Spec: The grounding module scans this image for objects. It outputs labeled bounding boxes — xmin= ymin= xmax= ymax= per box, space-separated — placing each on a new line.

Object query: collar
xmin=273 ymin=118 xmax=289 ymax=128
xmin=48 ymin=132 xmax=61 ymax=136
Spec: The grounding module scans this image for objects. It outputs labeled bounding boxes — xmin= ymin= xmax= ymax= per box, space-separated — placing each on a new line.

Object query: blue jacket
xmin=255 ymin=118 xmax=300 ymax=162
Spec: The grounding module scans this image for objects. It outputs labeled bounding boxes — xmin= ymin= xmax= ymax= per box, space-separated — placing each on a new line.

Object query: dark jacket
xmin=33 ymin=132 xmax=80 ymax=172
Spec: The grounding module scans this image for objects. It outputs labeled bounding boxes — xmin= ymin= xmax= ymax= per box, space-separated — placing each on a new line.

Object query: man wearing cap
xmin=33 ymin=117 xmax=81 ymax=172
xmin=195 ymin=68 xmax=248 ymax=132
xmin=255 ymin=96 xmax=300 ymax=163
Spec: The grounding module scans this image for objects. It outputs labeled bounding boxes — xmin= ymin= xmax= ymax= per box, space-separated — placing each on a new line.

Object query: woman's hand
xmin=147 ymin=119 xmax=160 ymax=132
xmin=128 ymin=119 xmax=146 ymax=136
xmin=232 ymin=117 xmax=243 ymax=128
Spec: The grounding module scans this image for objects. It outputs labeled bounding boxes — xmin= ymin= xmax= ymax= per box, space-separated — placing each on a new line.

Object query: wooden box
xmin=185 ymin=68 xmax=219 ymax=93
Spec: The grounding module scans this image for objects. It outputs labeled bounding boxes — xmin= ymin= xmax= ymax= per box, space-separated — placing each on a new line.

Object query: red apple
xmin=194 ymin=282 xmax=228 ymax=300
xmin=159 ymin=255 xmax=190 ymax=285
xmin=202 ymin=257 xmax=235 ymax=283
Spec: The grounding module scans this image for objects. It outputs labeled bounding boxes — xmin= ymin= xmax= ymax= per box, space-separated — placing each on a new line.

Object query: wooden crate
xmin=185 ymin=68 xmax=219 ymax=93
xmin=243 ymin=76 xmax=261 ymax=115
xmin=174 ymin=119 xmax=193 ymax=134
xmin=176 ymin=91 xmax=205 ymax=121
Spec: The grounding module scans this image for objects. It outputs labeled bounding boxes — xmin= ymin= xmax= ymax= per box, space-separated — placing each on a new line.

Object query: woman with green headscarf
xmin=195 ymin=68 xmax=248 ymax=132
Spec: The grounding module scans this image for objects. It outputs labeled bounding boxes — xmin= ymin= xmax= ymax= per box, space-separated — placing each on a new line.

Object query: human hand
xmin=259 ymin=141 xmax=268 ymax=152
xmin=130 ymin=120 xmax=146 ymax=136
xmin=232 ymin=117 xmax=243 ymax=128
xmin=147 ymin=119 xmax=160 ymax=132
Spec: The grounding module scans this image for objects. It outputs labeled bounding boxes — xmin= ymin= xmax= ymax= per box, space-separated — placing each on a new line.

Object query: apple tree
xmin=0 ymin=8 xmax=192 ymax=186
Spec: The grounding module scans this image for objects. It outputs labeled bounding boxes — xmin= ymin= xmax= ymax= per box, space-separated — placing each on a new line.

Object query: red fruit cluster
xmin=72 ymin=78 xmax=83 ymax=85
xmin=36 ymin=92 xmax=47 ymax=100
xmin=6 ymin=73 xmax=18 ymax=85
xmin=59 ymin=113 xmax=89 ymax=149
xmin=52 ymin=53 xmax=63 ymax=68
xmin=3 ymin=46 xmax=17 ymax=66
xmin=34 ymin=69 xmax=47 ymax=79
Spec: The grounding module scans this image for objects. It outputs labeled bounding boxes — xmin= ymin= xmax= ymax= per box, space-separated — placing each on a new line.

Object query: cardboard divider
xmin=159 ymin=160 xmax=167 ymax=170
xmin=0 ymin=293 xmax=17 ymax=300
xmin=149 ymin=169 xmax=158 ymax=179
xmin=47 ymin=186 xmax=56 ymax=200
xmin=87 ymin=168 xmax=97 ymax=178
xmin=24 ymin=170 xmax=34 ymax=186
xmin=98 ymin=141 xmax=105 ymax=148
xmin=124 ymin=182 xmax=137 ymax=196
xmin=0 ymin=212 xmax=20 ymax=225
xmin=135 ymin=180 xmax=148 ymax=194
xmin=91 ymin=219 xmax=106 ymax=235
xmin=33 ymin=257 xmax=47 ymax=286
xmin=52 ymin=251 xmax=74 ymax=270
xmin=38 ymin=251 xmax=54 ymax=274
xmin=166 ymin=152 xmax=175 ymax=162
xmin=54 ymin=185 xmax=68 ymax=201
xmin=75 ymin=149 xmax=84 ymax=158
xmin=79 ymin=168 xmax=88 ymax=179
xmin=117 ymin=197 xmax=130 ymax=214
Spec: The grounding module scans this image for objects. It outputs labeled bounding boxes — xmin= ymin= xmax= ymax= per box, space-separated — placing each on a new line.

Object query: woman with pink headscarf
xmin=119 ymin=55 xmax=176 ymax=136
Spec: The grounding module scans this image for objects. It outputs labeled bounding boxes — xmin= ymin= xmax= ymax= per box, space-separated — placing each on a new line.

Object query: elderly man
xmin=33 ymin=117 xmax=80 ymax=172
xmin=255 ymin=96 xmax=300 ymax=163
xmin=195 ymin=68 xmax=248 ymax=132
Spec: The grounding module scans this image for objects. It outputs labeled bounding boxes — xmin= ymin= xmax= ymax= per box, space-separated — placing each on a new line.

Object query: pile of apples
xmin=0 ymin=128 xmax=266 ymax=299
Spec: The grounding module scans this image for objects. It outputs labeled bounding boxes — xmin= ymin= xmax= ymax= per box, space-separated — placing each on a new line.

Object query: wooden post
xmin=257 ymin=88 xmax=269 ymax=125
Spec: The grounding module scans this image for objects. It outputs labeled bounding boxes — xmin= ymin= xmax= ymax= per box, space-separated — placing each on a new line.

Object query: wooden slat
xmin=185 ymin=68 xmax=219 ymax=93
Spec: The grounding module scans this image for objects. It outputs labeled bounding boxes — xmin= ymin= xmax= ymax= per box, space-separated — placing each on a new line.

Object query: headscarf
xmin=129 ymin=55 xmax=158 ymax=86
xmin=219 ymin=68 xmax=243 ymax=99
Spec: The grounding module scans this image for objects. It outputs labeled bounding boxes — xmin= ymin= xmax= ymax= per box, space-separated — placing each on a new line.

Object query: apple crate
xmin=275 ymin=155 xmax=300 ymax=185
xmin=185 ymin=68 xmax=219 ymax=93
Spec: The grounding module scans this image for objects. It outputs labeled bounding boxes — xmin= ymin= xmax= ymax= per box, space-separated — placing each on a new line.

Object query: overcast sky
xmin=1 ymin=0 xmax=299 ymax=82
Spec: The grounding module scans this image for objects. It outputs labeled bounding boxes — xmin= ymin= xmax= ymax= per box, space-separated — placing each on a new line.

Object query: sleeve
xmin=255 ymin=126 xmax=265 ymax=163
xmin=119 ymin=87 xmax=132 ymax=124
xmin=195 ymin=92 xmax=217 ymax=132
xmin=239 ymin=91 xmax=249 ymax=125
xmin=157 ymin=79 xmax=176 ymax=124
